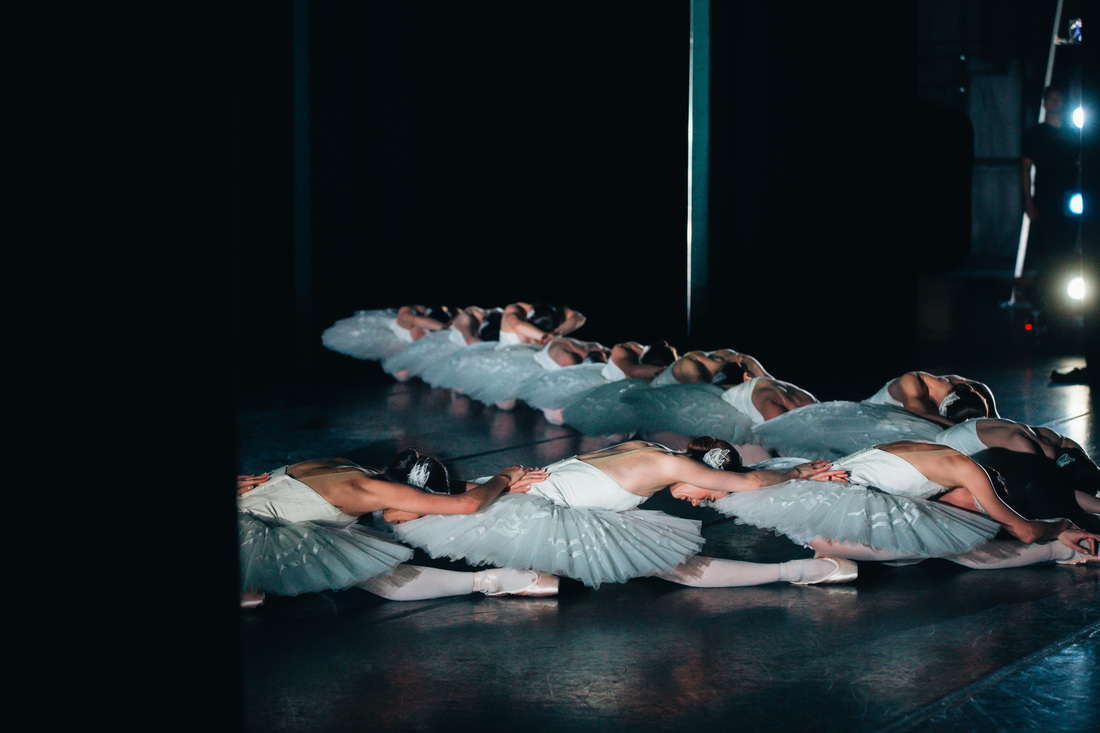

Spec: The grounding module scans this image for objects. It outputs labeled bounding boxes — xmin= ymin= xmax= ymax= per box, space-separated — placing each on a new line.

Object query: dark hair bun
xmin=478 ymin=309 xmax=504 ymax=341
xmin=941 ymin=384 xmax=989 ymax=421
xmin=640 ymin=341 xmax=678 ymax=367
xmin=385 ymin=449 xmax=454 ymax=494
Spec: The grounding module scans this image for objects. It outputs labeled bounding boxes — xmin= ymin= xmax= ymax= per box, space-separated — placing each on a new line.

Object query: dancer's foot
xmin=1057 ymin=551 xmax=1100 ymax=565
xmin=786 ymin=557 xmax=858 ymax=585
xmin=474 ymin=569 xmax=559 ymax=597
xmin=241 ymin=590 xmax=265 ymax=609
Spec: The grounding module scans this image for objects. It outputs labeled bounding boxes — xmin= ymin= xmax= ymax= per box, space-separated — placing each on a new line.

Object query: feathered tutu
xmin=460 ymin=345 xmax=549 ymax=407
xmin=392 ymin=492 xmax=705 ymax=588
xmin=750 ymin=401 xmax=946 ymax=460
xmin=381 ymin=328 xmax=468 ymax=379
xmin=418 ymin=341 xmax=501 ymax=392
xmin=515 ymin=363 xmax=609 ymax=410
xmin=238 ymin=513 xmax=413 ymax=596
xmin=321 ymin=309 xmax=409 ymax=362
xmin=559 ymin=378 xmax=650 ymax=436
xmin=710 ymin=479 xmax=1000 ymax=558
xmin=623 ymin=383 xmax=755 ymax=444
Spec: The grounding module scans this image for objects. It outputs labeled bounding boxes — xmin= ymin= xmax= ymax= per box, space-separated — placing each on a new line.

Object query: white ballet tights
xmin=809 ymin=538 xmax=1079 ymax=569
xmin=356 ymin=564 xmax=537 ymax=601
xmin=656 ymin=556 xmax=837 ymax=586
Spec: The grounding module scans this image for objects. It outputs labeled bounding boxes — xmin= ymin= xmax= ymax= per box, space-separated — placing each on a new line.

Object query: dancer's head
xmin=939 ymin=384 xmax=989 ymax=422
xmin=1054 ymin=447 xmax=1100 ymax=497
xmin=670 ymin=436 xmax=743 ymax=506
xmin=639 ymin=340 xmax=678 ymax=367
xmin=423 ymin=304 xmax=456 ymax=325
xmin=527 ymin=301 xmax=562 ymax=332
xmin=710 ymin=361 xmax=749 ymax=386
xmin=583 ymin=347 xmax=609 ymax=364
xmin=477 ymin=308 xmax=504 ymax=341
xmin=385 ymin=448 xmax=454 ymax=494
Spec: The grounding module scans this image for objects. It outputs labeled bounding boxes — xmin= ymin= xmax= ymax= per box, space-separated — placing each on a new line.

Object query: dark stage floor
xmin=234 ymin=345 xmax=1099 ymax=733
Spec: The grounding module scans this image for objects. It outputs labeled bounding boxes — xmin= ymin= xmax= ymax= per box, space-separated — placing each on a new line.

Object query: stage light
xmin=1073 ymin=106 xmax=1085 ymax=128
xmin=1025 ymin=323 xmax=1033 ymax=331
xmin=1069 ymin=193 xmax=1083 ymax=215
xmin=1068 ymin=277 xmax=1086 ymax=300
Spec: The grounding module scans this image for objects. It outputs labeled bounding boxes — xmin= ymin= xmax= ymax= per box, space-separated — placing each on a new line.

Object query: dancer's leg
xmin=947 ymin=539 xmax=1079 ymax=568
xmin=811 ymin=537 xmax=1082 ymax=569
xmin=656 ymin=556 xmax=845 ymax=586
xmin=1075 ymin=490 xmax=1100 ymax=514
xmin=357 ymin=564 xmax=553 ymax=601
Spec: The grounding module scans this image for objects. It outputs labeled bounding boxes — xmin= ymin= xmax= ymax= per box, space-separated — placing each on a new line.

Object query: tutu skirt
xmin=381 ymin=328 xmax=467 ymax=379
xmin=623 ymin=384 xmax=755 ymax=444
xmin=461 ymin=345 xmax=548 ymax=407
xmin=321 ymin=310 xmax=409 ymax=362
xmin=515 ymin=363 xmax=609 ymax=410
xmin=418 ymin=341 xmax=500 ymax=392
xmin=559 ymin=378 xmax=650 ymax=436
xmin=750 ymin=401 xmax=946 ymax=460
xmin=239 ymin=513 xmax=414 ymax=596
xmin=710 ymin=481 xmax=1000 ymax=558
xmin=392 ymin=492 xmax=705 ymax=588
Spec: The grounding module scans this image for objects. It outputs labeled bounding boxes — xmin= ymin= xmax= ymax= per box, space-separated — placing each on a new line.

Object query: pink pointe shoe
xmin=1057 ymin=551 xmax=1100 ymax=566
xmin=475 ymin=569 xmax=560 ymax=597
xmin=791 ymin=557 xmax=859 ymax=586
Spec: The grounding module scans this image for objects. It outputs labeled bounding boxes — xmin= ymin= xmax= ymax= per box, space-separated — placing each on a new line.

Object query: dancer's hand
xmin=789 ymin=460 xmax=849 ymax=483
xmin=237 ymin=473 xmax=271 ymax=495
xmin=1058 ymin=528 xmax=1099 ymax=557
xmin=498 ymin=466 xmax=549 ymax=492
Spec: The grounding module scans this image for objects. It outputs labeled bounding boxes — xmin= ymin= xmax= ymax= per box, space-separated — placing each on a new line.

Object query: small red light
xmin=1025 ymin=323 xmax=1033 ymax=330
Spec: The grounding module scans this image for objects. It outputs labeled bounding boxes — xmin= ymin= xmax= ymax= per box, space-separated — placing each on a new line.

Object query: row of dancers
xmin=235 ymin=302 xmax=1100 ymax=607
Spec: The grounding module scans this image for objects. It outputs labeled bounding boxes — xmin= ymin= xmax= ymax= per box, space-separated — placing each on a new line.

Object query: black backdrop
xmin=232 ymin=1 xmax=968 ymax=402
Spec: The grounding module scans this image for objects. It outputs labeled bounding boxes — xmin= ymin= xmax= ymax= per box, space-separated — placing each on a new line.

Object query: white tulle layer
xmin=381 ymin=329 xmax=466 ymax=378
xmin=750 ymin=401 xmax=946 ymax=460
xmin=559 ymin=378 xmax=650 ymax=436
xmin=239 ymin=513 xmax=413 ymax=595
xmin=623 ymin=384 xmax=755 ymax=444
xmin=321 ymin=310 xmax=407 ymax=362
xmin=461 ymin=346 xmax=549 ymax=406
xmin=392 ymin=492 xmax=705 ymax=588
xmin=710 ymin=480 xmax=1000 ymax=557
xmin=515 ymin=363 xmax=610 ymax=410
xmin=418 ymin=341 xmax=501 ymax=392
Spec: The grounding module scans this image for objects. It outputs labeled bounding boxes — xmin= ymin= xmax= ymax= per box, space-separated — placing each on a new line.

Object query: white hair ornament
xmin=938 ymin=390 xmax=962 ymax=416
xmin=703 ymin=448 xmax=730 ymax=470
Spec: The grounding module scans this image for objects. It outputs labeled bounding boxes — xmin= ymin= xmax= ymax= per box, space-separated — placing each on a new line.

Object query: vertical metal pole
xmin=293 ymin=0 xmax=313 ymax=371
xmin=688 ymin=0 xmax=710 ymax=339
xmin=1011 ymin=0 xmax=1063 ymax=292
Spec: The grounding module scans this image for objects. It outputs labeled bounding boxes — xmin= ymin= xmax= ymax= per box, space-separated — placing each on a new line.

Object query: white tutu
xmin=418 ymin=341 xmax=501 ymax=392
xmin=623 ymin=384 xmax=755 ymax=444
xmin=710 ymin=480 xmax=1000 ymax=557
xmin=515 ymin=363 xmax=609 ymax=410
xmin=750 ymin=401 xmax=946 ymax=460
xmin=559 ymin=378 xmax=650 ymax=436
xmin=238 ymin=513 xmax=414 ymax=596
xmin=392 ymin=492 xmax=705 ymax=588
xmin=381 ymin=328 xmax=467 ymax=379
xmin=460 ymin=345 xmax=550 ymax=407
xmin=321 ymin=309 xmax=409 ymax=362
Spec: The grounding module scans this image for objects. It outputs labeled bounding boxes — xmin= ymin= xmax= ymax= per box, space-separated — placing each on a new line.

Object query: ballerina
xmin=236 ymin=449 xmax=558 ymax=608
xmin=862 ymin=370 xmax=999 ymax=423
xmin=702 ymin=440 xmax=1099 ymax=569
xmin=321 ymin=305 xmax=455 ymax=362
xmin=625 ymin=350 xmax=817 ymax=447
xmin=381 ymin=305 xmax=496 ymax=382
xmin=517 ymin=340 xmax=677 ymax=426
xmin=391 ymin=437 xmax=857 ymax=589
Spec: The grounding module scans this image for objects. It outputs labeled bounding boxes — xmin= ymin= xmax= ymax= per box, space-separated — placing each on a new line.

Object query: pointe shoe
xmin=791 ymin=557 xmax=858 ymax=586
xmin=240 ymin=590 xmax=265 ymax=609
xmin=476 ymin=569 xmax=560 ymax=597
xmin=1057 ymin=551 xmax=1100 ymax=566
